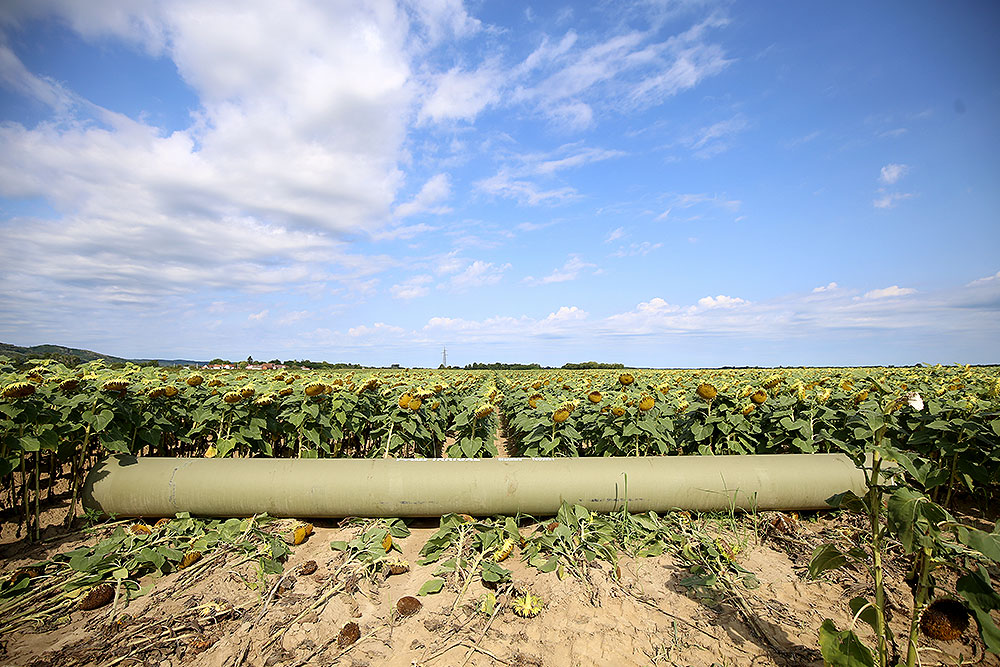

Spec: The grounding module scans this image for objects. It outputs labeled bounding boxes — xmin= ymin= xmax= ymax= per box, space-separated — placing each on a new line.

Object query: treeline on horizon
xmin=460 ymin=361 xmax=625 ymax=370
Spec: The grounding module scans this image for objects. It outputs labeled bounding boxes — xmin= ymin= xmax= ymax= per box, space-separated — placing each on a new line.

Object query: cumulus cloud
xmin=697 ymin=295 xmax=747 ymax=308
xmin=880 ymin=163 xmax=909 ymax=185
xmin=812 ymin=282 xmax=839 ymax=293
xmin=348 ymin=322 xmax=405 ymax=338
xmin=862 ymin=285 xmax=917 ymax=299
xmin=390 ymin=274 xmax=433 ymax=299
xmin=418 ymin=65 xmax=502 ymax=123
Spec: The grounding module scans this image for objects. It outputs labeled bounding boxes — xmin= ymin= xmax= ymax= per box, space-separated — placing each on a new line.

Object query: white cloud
xmin=0 ymin=1 xmax=421 ymax=321
xmin=393 ymin=173 xmax=452 ymax=219
xmin=605 ymin=226 xmax=626 ymax=243
xmin=543 ymin=305 xmax=587 ymax=323
xmin=696 ymin=295 xmax=748 ymax=309
xmin=873 ymin=191 xmax=914 ymax=209
xmin=862 ymin=285 xmax=916 ymax=299
xmin=475 ymin=171 xmax=579 ymax=206
xmin=967 ymin=270 xmax=1000 ymax=287
xmin=812 ymin=282 xmax=839 ymax=293
xmin=611 ymin=241 xmax=662 ymax=257
xmin=880 ymin=163 xmax=909 ymax=184
xmin=523 ymin=255 xmax=596 ymax=285
xmin=447 ymin=260 xmax=511 ymax=291
xmin=684 ymin=114 xmax=748 ymax=158
xmin=390 ymin=274 xmax=433 ymax=299
xmin=533 ymin=146 xmax=625 ymax=175
xmin=418 ymin=65 xmax=502 ymax=123
xmin=248 ymin=309 xmax=269 ymax=321
xmin=348 ymin=322 xmax=405 ymax=338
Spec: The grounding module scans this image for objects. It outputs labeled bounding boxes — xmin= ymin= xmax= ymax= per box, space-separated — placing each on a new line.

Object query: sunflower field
xmin=1 ymin=360 xmax=999 ymax=540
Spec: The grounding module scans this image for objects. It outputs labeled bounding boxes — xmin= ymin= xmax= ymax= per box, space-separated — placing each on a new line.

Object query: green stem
xmin=869 ymin=451 xmax=889 ymax=667
xmin=66 ymin=401 xmax=98 ymax=527
xmin=905 ymin=547 xmax=934 ymax=667
xmin=33 ymin=452 xmax=41 ymax=541
xmin=942 ymin=447 xmax=961 ymax=510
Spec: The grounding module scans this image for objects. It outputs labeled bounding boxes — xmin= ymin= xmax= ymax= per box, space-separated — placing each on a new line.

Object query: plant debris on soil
xmin=1 ymin=494 xmax=998 ymax=667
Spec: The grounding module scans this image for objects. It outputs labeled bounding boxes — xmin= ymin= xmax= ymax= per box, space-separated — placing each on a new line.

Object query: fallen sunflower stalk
xmin=0 ymin=513 xmax=292 ymax=636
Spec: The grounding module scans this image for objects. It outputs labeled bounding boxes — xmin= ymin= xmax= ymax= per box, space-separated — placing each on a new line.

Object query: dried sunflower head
xmin=2 ymin=381 xmax=36 ymax=399
xmin=304 ymin=382 xmax=325 ymax=397
xmin=638 ymin=395 xmax=655 ymax=411
xmin=695 ymin=383 xmax=717 ymax=401
xmin=919 ymin=598 xmax=969 ymax=640
xmin=222 ymin=392 xmax=242 ymax=404
xmin=102 ymin=378 xmax=129 ymax=392
xmin=186 ymin=375 xmax=204 ymax=387
xmin=588 ymin=391 xmax=602 ymax=404
xmin=553 ymin=408 xmax=570 ymax=423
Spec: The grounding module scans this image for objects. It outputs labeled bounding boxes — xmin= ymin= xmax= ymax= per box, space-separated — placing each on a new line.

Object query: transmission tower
xmin=442 ymin=346 xmax=448 ymax=368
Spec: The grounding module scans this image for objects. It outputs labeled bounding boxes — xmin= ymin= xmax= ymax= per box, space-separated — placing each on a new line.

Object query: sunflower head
xmin=528 ymin=394 xmax=542 ymax=409
xmin=553 ymin=408 xmax=570 ymax=423
xmin=619 ymin=373 xmax=635 ymax=386
xmin=208 ymin=378 xmax=223 ymax=387
xmin=222 ymin=392 xmax=242 ymax=404
xmin=254 ymin=395 xmax=274 ymax=407
xmin=2 ymin=381 xmax=36 ymax=399
xmin=475 ymin=403 xmax=494 ymax=419
xmin=742 ymin=404 xmax=755 ymax=416
xmin=147 ymin=387 xmax=166 ymax=399
xmin=511 ymin=592 xmax=544 ymax=618
xmin=304 ymin=382 xmax=325 ymax=397
xmin=695 ymin=383 xmax=717 ymax=401
xmin=279 ymin=387 xmax=294 ymax=397
xmin=764 ymin=376 xmax=783 ymax=389
xmin=750 ymin=390 xmax=767 ymax=405
xmin=611 ymin=406 xmax=626 ymax=417
xmin=588 ymin=391 xmax=602 ymax=404
xmin=102 ymin=378 xmax=129 ymax=392
xmin=240 ymin=386 xmax=255 ymax=399
xmin=408 ymin=397 xmax=422 ymax=411
xmin=853 ymin=390 xmax=869 ymax=405
xmin=186 ymin=375 xmax=204 ymax=387
xmin=59 ymin=379 xmax=80 ymax=392
xmin=919 ymin=598 xmax=969 ymax=640
xmin=638 ymin=395 xmax=655 ymax=411
xmin=398 ymin=394 xmax=412 ymax=409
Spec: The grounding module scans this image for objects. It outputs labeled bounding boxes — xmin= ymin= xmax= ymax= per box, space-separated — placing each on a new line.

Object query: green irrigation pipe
xmin=83 ymin=454 xmax=867 ymax=518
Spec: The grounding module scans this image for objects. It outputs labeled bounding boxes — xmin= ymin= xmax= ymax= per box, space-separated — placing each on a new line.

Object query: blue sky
xmin=1 ymin=1 xmax=998 ymax=367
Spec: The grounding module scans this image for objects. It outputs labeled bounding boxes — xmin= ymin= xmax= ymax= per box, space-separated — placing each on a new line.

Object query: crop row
xmin=1 ymin=360 xmax=999 ymax=541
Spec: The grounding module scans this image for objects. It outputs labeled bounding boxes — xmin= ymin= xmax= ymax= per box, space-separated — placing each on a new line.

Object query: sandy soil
xmin=1 ymin=500 xmax=997 ymax=667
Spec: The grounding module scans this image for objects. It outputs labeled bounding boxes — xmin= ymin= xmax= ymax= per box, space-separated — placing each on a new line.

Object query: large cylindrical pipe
xmin=83 ymin=454 xmax=866 ymax=518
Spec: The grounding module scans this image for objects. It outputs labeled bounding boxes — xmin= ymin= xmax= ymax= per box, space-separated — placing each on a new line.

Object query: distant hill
xmin=0 ymin=342 xmax=204 ymax=367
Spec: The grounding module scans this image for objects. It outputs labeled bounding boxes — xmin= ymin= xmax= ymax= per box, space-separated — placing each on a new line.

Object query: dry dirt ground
xmin=1 ymin=495 xmax=998 ymax=667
